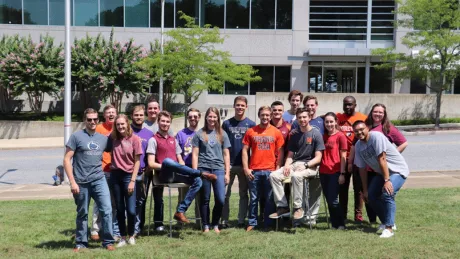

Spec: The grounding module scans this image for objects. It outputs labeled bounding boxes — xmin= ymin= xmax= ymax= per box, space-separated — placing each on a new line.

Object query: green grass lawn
xmin=1 ymin=188 xmax=460 ymax=258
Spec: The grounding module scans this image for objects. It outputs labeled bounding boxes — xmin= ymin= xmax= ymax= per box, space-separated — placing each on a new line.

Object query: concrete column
xmin=366 ymin=0 xmax=372 ymax=48
xmin=291 ymin=62 xmax=309 ymax=92
xmin=365 ymin=57 xmax=370 ymax=93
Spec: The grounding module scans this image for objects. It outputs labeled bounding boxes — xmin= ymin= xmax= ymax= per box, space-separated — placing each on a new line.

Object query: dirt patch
xmin=404 ymin=127 xmax=460 ymax=132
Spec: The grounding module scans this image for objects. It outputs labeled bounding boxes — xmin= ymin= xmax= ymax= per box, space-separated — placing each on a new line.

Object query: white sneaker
xmin=156 ymin=226 xmax=165 ymax=232
xmin=128 ymin=236 xmax=136 ymax=245
xmin=116 ymin=238 xmax=127 ymax=247
xmin=377 ymin=224 xmax=397 ymax=233
xmin=337 ymin=226 xmax=345 ymax=230
xmin=379 ymin=229 xmax=395 ymax=238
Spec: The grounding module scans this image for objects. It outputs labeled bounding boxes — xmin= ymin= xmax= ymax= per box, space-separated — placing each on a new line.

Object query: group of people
xmin=64 ymin=90 xmax=410 ymax=252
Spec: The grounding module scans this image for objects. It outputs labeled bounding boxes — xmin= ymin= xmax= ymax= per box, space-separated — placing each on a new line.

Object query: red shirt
xmin=272 ymin=120 xmax=291 ymax=161
xmin=370 ymin=124 xmax=407 ymax=146
xmin=336 ymin=112 xmax=367 ymax=154
xmin=319 ymin=132 xmax=348 ymax=174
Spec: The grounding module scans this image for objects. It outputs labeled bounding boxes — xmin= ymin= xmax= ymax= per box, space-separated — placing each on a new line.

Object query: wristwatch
xmin=340 ymin=172 xmax=346 ymax=175
xmin=304 ymin=162 xmax=309 ymax=169
xmin=384 ymin=179 xmax=390 ymax=183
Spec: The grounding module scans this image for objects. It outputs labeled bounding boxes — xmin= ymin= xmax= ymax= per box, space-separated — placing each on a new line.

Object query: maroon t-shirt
xmin=370 ymin=124 xmax=407 ymax=146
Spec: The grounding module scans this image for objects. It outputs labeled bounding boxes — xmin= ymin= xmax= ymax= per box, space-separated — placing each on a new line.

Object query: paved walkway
xmin=1 ymin=170 xmax=460 ymax=201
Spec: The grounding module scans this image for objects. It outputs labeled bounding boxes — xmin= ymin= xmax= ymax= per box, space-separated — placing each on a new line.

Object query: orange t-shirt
xmin=336 ymin=112 xmax=367 ymax=153
xmin=96 ymin=123 xmax=113 ymax=172
xmin=242 ymin=124 xmax=285 ymax=171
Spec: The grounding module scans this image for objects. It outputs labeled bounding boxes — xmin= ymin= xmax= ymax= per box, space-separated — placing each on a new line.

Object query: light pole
xmin=63 ymin=0 xmax=72 ymax=183
xmin=159 ymin=0 xmax=165 ymax=110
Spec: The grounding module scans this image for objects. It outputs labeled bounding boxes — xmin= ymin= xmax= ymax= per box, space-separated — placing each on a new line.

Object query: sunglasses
xmin=86 ymin=118 xmax=99 ymax=122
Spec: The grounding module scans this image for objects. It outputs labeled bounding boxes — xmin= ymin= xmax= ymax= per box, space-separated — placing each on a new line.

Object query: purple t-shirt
xmin=370 ymin=124 xmax=407 ymax=146
xmin=132 ymin=125 xmax=154 ymax=172
xmin=175 ymin=128 xmax=196 ymax=166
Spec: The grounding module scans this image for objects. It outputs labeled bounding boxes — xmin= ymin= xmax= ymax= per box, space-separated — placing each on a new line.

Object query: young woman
xmin=192 ymin=107 xmax=231 ymax=233
xmin=110 ymin=114 xmax=142 ymax=247
xmin=364 ymin=103 xmax=408 ymax=228
xmin=319 ymin=112 xmax=348 ymax=229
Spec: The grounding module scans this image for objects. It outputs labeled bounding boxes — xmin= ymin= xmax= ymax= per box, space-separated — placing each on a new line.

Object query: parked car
xmin=326 ymin=82 xmax=337 ymax=92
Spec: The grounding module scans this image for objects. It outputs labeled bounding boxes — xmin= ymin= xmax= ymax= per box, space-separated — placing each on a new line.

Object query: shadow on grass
xmin=59 ymin=229 xmax=75 ymax=237
xmin=35 ymin=240 xmax=74 ymax=250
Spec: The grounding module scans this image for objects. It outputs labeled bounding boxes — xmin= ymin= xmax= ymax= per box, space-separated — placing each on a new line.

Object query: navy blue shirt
xmin=292 ymin=116 xmax=325 ymax=135
xmin=222 ymin=117 xmax=256 ymax=166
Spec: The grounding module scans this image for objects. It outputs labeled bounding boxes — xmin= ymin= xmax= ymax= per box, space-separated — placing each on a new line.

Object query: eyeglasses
xmin=86 ymin=118 xmax=99 ymax=122
xmin=353 ymin=127 xmax=367 ymax=133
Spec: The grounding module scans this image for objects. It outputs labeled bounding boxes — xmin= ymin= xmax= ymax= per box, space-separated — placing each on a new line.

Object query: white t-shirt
xmin=282 ymin=111 xmax=296 ymax=124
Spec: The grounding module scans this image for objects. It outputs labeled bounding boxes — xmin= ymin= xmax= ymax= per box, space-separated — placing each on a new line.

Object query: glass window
xmin=308 ymin=66 xmax=323 ymax=92
xmin=176 ymin=0 xmax=199 ymax=27
xmin=274 ymin=66 xmax=291 ymax=92
xmin=24 ymin=0 xmax=48 ymax=25
xmin=226 ymin=0 xmax=249 ymax=29
xmin=0 ymin=0 xmax=22 ymax=24
xmin=369 ymin=66 xmax=391 ymax=93
xmin=276 ymin=0 xmax=292 ymax=29
xmin=49 ymin=0 xmax=66 ymax=25
xmin=251 ymin=0 xmax=275 ymax=29
xmin=74 ymin=0 xmax=98 ymax=26
xmin=410 ymin=77 xmax=426 ymax=94
xmin=226 ymin=82 xmax=249 ymax=95
xmin=203 ymin=0 xmax=224 ymax=28
xmin=125 ymin=0 xmax=149 ymax=27
xmin=151 ymin=0 xmax=174 ymax=28
xmin=100 ymin=0 xmax=124 ymax=27
xmin=250 ymin=66 xmax=274 ymax=95
xmin=357 ymin=67 xmax=365 ymax=93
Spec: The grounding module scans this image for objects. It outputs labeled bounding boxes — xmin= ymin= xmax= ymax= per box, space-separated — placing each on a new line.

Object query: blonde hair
xmin=111 ymin=114 xmax=133 ymax=140
xmin=201 ymin=107 xmax=223 ymax=144
xmin=131 ymin=104 xmax=145 ymax=116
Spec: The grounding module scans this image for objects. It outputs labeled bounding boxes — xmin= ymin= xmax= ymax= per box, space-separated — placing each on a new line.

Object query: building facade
xmin=1 ymin=0 xmax=459 ymax=103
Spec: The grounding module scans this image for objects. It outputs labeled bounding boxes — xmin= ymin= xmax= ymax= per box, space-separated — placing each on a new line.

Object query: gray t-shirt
xmin=288 ymin=128 xmax=325 ymax=163
xmin=192 ymin=129 xmax=231 ymax=170
xmin=143 ymin=120 xmax=174 ymax=136
xmin=66 ymin=129 xmax=110 ymax=184
xmin=146 ymin=137 xmax=182 ymax=156
xmin=354 ymin=131 xmax=410 ymax=178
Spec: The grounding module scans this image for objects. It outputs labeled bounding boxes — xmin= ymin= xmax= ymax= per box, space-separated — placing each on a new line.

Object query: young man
xmin=146 ymin=111 xmax=216 ymax=224
xmin=143 ymin=98 xmax=174 ymax=136
xmin=176 ymin=108 xmax=202 ymax=223
xmin=63 ymin=108 xmax=115 ymax=252
xmin=242 ymin=106 xmax=284 ymax=232
xmin=337 ymin=96 xmax=367 ymax=222
xmin=269 ymin=108 xmax=325 ymax=220
xmin=131 ymin=105 xmax=154 ymax=236
xmin=91 ymin=104 xmax=120 ymax=241
xmin=353 ymin=121 xmax=409 ymax=238
xmin=221 ymin=96 xmax=256 ymax=228
xmin=271 ymin=101 xmax=291 ymax=142
xmin=282 ymin=90 xmax=303 ymax=124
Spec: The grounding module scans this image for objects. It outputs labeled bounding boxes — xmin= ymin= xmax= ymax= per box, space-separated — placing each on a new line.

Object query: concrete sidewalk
xmin=1 ymin=170 xmax=460 ymax=201
xmin=0 ymin=137 xmax=63 ymax=150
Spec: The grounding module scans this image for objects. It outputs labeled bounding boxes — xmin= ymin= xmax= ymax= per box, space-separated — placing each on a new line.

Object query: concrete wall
xmin=254 ymin=93 xmax=460 ymax=123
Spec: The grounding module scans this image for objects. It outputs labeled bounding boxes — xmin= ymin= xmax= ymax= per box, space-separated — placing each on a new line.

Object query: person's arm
xmin=177 ymin=154 xmax=185 ymax=165
xmin=359 ymin=167 xmax=368 ymax=202
xmin=128 ymin=154 xmax=140 ymax=195
xmin=242 ymin=145 xmax=254 ymax=181
xmin=192 ymin=147 xmax=199 ymax=170
xmin=63 ymin=147 xmax=79 ymax=194
xmin=347 ymin=145 xmax=355 ymax=173
xmin=223 ymin=148 xmax=230 ymax=185
xmin=283 ymin=151 xmax=294 ymax=176
xmin=397 ymin=141 xmax=408 ymax=153
xmin=378 ymin=152 xmax=393 ymax=195
xmin=147 ymin=154 xmax=162 ymax=171
xmin=307 ymin=150 xmax=323 ymax=168
xmin=339 ymin=149 xmax=347 ymax=184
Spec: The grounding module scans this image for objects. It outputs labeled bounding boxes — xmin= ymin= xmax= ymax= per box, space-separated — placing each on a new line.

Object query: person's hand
xmin=283 ymin=165 xmax=291 ymax=177
xmin=347 ymin=163 xmax=353 ymax=173
xmin=244 ymin=169 xmax=254 ymax=181
xmin=224 ymin=174 xmax=230 ymax=185
xmin=383 ymin=180 xmax=393 ymax=195
xmin=70 ymin=182 xmax=80 ymax=195
xmin=361 ymin=191 xmax=368 ymax=203
xmin=289 ymin=129 xmax=298 ymax=136
xmin=339 ymin=174 xmax=345 ymax=185
xmin=128 ymin=181 xmax=135 ymax=196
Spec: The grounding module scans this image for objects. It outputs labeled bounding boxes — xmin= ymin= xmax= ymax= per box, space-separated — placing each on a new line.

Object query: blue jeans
xmin=111 ymin=170 xmax=137 ymax=237
xmin=248 ymin=170 xmax=275 ymax=228
xmin=73 ymin=177 xmax=114 ymax=248
xmin=367 ymin=173 xmax=406 ymax=227
xmin=199 ymin=168 xmax=225 ymax=229
xmin=135 ymin=172 xmax=148 ymax=235
xmin=162 ymin=158 xmax=203 ymax=213
xmin=320 ymin=173 xmax=345 ymax=228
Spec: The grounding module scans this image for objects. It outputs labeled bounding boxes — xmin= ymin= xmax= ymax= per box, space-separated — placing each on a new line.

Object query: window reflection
xmin=24 ymin=0 xmax=48 ymax=25
xmin=226 ymin=0 xmax=249 ymax=29
xmin=251 ymin=0 xmax=275 ymax=29
xmin=151 ymin=0 xmax=174 ymax=28
xmin=74 ymin=0 xmax=98 ymax=26
xmin=0 ymin=0 xmax=22 ymax=24
xmin=126 ymin=0 xmax=149 ymax=27
xmin=100 ymin=0 xmax=124 ymax=27
xmin=204 ymin=0 xmax=224 ymax=28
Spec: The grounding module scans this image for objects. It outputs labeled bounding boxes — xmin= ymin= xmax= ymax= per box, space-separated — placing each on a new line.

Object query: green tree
xmin=72 ymin=31 xmax=151 ymax=111
xmin=139 ymin=12 xmax=260 ymax=112
xmin=0 ymin=35 xmax=23 ymax=113
xmin=373 ymin=0 xmax=460 ymax=128
xmin=0 ymin=35 xmax=64 ymax=114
